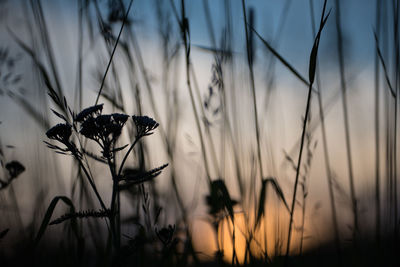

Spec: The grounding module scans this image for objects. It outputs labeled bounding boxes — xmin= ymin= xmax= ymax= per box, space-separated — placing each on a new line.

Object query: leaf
xmin=249 ymin=25 xmax=310 ymax=88
xmin=82 ymin=149 xmax=107 ymax=164
xmin=119 ymin=164 xmax=168 ymax=189
xmin=34 ymin=196 xmax=76 ymax=247
xmin=374 ymin=31 xmax=396 ymax=98
xmin=191 ymin=43 xmax=234 ymax=56
xmin=309 ymin=9 xmax=331 ymax=84
xmin=265 ymin=177 xmax=290 ymax=212
xmin=154 ymin=207 xmax=162 ymax=225
xmin=309 ymin=42 xmax=318 ymax=85
xmin=111 ymin=144 xmax=129 ymax=153
xmin=255 ymin=179 xmax=267 ymax=229
xmin=51 ymin=109 xmax=68 ymax=123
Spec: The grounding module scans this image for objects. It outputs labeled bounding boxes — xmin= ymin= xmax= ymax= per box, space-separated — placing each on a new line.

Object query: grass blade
xmin=34 ymin=196 xmax=76 ymax=247
xmin=255 ymin=179 xmax=267 ymax=229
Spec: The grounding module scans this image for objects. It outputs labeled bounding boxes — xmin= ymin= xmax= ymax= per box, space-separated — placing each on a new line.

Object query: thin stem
xmin=190 ymin=65 xmax=221 ymax=178
xmin=108 ymin=154 xmax=120 ymax=250
xmin=179 ymin=0 xmax=212 ymax=183
xmin=94 ymin=0 xmax=134 ymax=105
xmin=71 ymin=150 xmax=107 ymax=211
xmin=75 ymin=0 xmax=83 ymax=111
xmin=286 ymin=0 xmax=327 ymax=261
xmin=335 ymin=0 xmax=359 ymax=240
xmin=309 ymin=0 xmax=342 ymax=263
xmin=241 ymin=0 xmax=264 ymax=181
xmin=374 ymin=0 xmax=382 ymax=245
xmin=285 ymin=78 xmax=314 ymax=259
xmin=391 ymin=0 xmax=399 ymax=240
xmin=117 ymin=136 xmax=140 ymax=177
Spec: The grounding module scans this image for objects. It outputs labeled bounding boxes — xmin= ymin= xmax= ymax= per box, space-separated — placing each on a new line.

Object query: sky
xmin=0 ymin=0 xmax=397 ymax=260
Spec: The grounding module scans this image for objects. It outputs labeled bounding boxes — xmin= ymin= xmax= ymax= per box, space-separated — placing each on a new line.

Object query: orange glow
xmin=192 ymin=205 xmax=331 ymax=264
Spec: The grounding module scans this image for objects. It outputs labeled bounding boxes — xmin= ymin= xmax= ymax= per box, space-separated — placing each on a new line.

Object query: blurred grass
xmin=0 ymin=0 xmax=399 ymax=266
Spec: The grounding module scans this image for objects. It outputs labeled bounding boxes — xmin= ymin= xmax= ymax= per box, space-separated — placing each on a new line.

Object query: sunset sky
xmin=0 ymin=0 xmax=397 ymax=262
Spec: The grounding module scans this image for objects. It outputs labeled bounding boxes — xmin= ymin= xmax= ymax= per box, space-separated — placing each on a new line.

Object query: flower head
xmin=80 ymin=113 xmax=129 ymax=157
xmin=45 ymin=123 xmax=78 ymax=155
xmin=80 ymin=114 xmax=128 ymax=140
xmin=5 ymin=160 xmax=25 ymax=178
xmin=79 ymin=117 xmax=98 ymax=141
xmin=132 ymin=115 xmax=159 ymax=137
xmin=75 ymin=104 xmax=104 ymax=122
xmin=46 ymin=123 xmax=72 ymax=144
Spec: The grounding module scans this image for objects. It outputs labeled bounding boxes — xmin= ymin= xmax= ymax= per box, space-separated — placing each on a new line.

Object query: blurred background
xmin=0 ymin=0 xmax=398 ymax=265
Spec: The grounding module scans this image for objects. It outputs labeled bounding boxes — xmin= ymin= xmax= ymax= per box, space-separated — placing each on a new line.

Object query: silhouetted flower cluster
xmin=45 ymin=103 xmax=168 ymax=253
xmin=46 ymin=123 xmax=72 ymax=145
xmin=132 ymin=115 xmax=159 ymax=137
xmin=80 ymin=113 xmax=129 ymax=157
xmin=45 ymin=123 xmax=76 ymax=155
xmin=49 ymin=103 xmax=129 ymax=158
xmin=47 ymin=104 xmax=161 ymax=161
xmin=74 ymin=103 xmax=104 ymax=122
